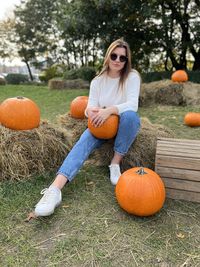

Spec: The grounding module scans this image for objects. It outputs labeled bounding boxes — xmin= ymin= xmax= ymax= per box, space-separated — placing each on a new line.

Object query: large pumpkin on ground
xmin=88 ymin=114 xmax=119 ymax=139
xmin=115 ymin=167 xmax=166 ymax=216
xmin=0 ymin=96 xmax=40 ymax=130
xmin=70 ymin=96 xmax=88 ymax=119
xmin=171 ymin=70 xmax=188 ymax=82
xmin=184 ymin=112 xmax=200 ymax=127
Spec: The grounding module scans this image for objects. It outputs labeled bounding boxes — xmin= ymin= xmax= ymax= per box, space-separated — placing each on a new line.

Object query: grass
xmin=0 ymin=85 xmax=88 ymax=123
xmin=0 ymin=84 xmax=200 ymax=267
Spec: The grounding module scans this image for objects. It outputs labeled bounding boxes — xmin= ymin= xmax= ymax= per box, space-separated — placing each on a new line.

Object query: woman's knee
xmin=119 ymin=111 xmax=140 ymax=127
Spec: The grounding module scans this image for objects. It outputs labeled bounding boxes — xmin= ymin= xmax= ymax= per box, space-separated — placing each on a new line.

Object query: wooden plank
xmin=156 ymin=138 xmax=200 ymax=203
xmin=157 ymin=137 xmax=200 ymax=145
xmin=162 ymin=177 xmax=200 ymax=193
xmin=157 ymin=143 xmax=200 ymax=150
xmin=155 ymin=167 xmax=200 ymax=182
xmin=156 ymin=155 xmax=200 ymax=171
xmin=156 ymin=149 xmax=200 ymax=159
xmin=166 ymin=188 xmax=200 ymax=203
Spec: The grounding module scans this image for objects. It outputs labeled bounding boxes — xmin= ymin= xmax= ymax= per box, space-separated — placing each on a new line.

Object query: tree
xmin=14 ymin=0 xmax=59 ymax=79
xmin=0 ymin=19 xmax=18 ymax=60
xmin=149 ymin=0 xmax=200 ymax=70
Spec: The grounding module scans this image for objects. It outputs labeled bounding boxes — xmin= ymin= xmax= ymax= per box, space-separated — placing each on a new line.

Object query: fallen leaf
xmin=176 ymin=232 xmax=185 ymax=239
xmin=86 ymin=181 xmax=94 ymax=185
xmin=62 ymin=205 xmax=70 ymax=208
xmin=24 ymin=212 xmax=38 ymax=222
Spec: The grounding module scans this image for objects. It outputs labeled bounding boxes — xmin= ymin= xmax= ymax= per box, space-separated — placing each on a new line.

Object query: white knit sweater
xmin=86 ymin=70 xmax=140 ymax=114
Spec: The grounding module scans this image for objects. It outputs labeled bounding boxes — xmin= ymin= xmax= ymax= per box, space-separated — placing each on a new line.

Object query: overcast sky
xmin=0 ymin=0 xmax=21 ymax=20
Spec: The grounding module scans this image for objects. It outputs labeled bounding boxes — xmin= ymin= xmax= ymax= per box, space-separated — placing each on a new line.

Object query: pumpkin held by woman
xmin=115 ymin=167 xmax=166 ymax=216
xmin=171 ymin=70 xmax=188 ymax=82
xmin=70 ymin=96 xmax=88 ymax=119
xmin=88 ymin=114 xmax=119 ymax=139
xmin=0 ymin=96 xmax=40 ymax=130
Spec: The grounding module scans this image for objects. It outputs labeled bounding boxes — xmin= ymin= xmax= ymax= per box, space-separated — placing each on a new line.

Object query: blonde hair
xmin=98 ymin=38 xmax=132 ymax=90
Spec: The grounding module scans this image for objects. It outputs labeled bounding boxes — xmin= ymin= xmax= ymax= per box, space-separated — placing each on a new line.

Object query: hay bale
xmin=140 ymin=79 xmax=200 ymax=106
xmin=139 ymin=80 xmax=173 ymax=106
xmin=48 ymin=78 xmax=89 ymax=90
xmin=155 ymin=83 xmax=185 ymax=105
xmin=183 ymin=82 xmax=200 ymax=105
xmin=57 ymin=114 xmax=174 ymax=171
xmin=58 ymin=112 xmax=88 ymax=143
xmin=0 ymin=121 xmax=72 ymax=181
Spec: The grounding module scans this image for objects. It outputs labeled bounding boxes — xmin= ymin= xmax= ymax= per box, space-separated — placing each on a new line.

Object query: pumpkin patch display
xmin=171 ymin=70 xmax=188 ymax=82
xmin=88 ymin=114 xmax=119 ymax=139
xmin=115 ymin=167 xmax=166 ymax=216
xmin=70 ymin=96 xmax=88 ymax=119
xmin=0 ymin=96 xmax=40 ymax=130
xmin=184 ymin=112 xmax=200 ymax=127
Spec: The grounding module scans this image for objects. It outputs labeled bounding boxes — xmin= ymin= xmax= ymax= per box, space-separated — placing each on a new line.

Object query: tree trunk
xmin=192 ymin=51 xmax=200 ymax=71
xmin=24 ymin=60 xmax=33 ymax=81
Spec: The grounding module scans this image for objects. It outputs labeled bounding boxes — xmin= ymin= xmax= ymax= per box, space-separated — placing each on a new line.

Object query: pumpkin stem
xmin=16 ymin=96 xmax=24 ymax=99
xmin=136 ymin=167 xmax=147 ymax=175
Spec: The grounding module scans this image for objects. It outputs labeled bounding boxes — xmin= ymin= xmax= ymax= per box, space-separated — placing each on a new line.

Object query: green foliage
xmin=0 ymin=77 xmax=6 ymax=85
xmin=142 ymin=71 xmax=172 ymax=83
xmin=63 ymin=67 xmax=96 ymax=82
xmin=187 ymin=71 xmax=200 ymax=83
xmin=63 ymin=69 xmax=79 ymax=80
xmin=78 ymin=66 xmax=97 ymax=81
xmin=5 ymin=73 xmax=29 ymax=84
xmin=39 ymin=65 xmax=64 ymax=82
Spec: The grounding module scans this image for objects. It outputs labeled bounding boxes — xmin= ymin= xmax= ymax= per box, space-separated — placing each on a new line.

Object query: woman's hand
xmin=87 ymin=107 xmax=100 ymax=121
xmin=90 ymin=108 xmax=112 ymax=127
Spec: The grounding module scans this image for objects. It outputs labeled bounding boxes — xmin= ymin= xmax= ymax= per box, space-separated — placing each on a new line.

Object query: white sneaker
xmin=34 ymin=185 xmax=62 ymax=217
xmin=109 ymin=164 xmax=121 ymax=185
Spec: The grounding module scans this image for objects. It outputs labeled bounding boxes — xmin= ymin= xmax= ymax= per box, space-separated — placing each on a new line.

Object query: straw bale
xmin=48 ymin=78 xmax=89 ymax=90
xmin=140 ymin=79 xmax=200 ymax=106
xmin=57 ymin=114 xmax=174 ymax=171
xmin=57 ymin=112 xmax=88 ymax=143
xmin=0 ymin=121 xmax=72 ymax=181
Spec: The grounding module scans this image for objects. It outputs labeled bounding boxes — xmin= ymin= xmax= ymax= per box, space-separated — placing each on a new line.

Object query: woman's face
xmin=108 ymin=47 xmax=127 ymax=73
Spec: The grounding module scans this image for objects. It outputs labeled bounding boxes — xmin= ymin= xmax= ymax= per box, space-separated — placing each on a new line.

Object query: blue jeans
xmin=57 ymin=111 xmax=140 ymax=182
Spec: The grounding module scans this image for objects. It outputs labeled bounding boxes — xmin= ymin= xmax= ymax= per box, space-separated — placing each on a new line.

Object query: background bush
xmin=39 ymin=65 xmax=64 ymax=82
xmin=63 ymin=66 xmax=96 ymax=82
xmin=0 ymin=77 xmax=6 ymax=85
xmin=5 ymin=73 xmax=29 ymax=84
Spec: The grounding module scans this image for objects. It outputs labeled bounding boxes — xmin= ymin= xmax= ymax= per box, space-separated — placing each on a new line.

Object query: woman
xmin=34 ymin=39 xmax=141 ymax=217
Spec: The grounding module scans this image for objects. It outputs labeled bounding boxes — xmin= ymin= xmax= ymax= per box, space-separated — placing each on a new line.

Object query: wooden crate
xmin=155 ymin=137 xmax=200 ymax=203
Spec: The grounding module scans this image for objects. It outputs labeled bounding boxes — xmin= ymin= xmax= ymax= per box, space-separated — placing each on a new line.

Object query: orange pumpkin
xmin=171 ymin=70 xmax=188 ymax=82
xmin=88 ymin=114 xmax=119 ymax=139
xmin=115 ymin=167 xmax=166 ymax=216
xmin=70 ymin=96 xmax=88 ymax=119
xmin=0 ymin=96 xmax=40 ymax=130
xmin=184 ymin=112 xmax=200 ymax=127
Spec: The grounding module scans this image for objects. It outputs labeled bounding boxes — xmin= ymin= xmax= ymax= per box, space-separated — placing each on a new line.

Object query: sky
xmin=0 ymin=0 xmax=24 ymax=66
xmin=0 ymin=0 xmax=21 ymax=20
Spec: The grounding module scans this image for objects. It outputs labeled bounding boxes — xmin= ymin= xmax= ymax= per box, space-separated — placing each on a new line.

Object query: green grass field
xmin=0 ymin=85 xmax=200 ymax=267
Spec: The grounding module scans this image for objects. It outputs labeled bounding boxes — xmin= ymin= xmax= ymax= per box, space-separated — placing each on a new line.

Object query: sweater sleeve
xmin=114 ymin=72 xmax=140 ymax=114
xmin=84 ymin=78 xmax=99 ymax=117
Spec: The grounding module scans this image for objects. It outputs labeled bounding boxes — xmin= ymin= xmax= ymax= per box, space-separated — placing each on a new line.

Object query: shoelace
xmin=39 ymin=188 xmax=55 ymax=204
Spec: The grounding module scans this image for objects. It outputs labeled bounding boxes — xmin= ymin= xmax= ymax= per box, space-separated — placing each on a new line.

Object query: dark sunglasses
xmin=110 ymin=53 xmax=127 ymax=63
